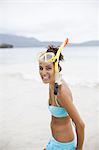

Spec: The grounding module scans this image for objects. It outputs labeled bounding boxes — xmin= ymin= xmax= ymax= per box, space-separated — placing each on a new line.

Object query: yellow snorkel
xmin=48 ymin=38 xmax=69 ymax=95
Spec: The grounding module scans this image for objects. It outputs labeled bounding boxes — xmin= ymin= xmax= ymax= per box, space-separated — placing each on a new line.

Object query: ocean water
xmin=0 ymin=46 xmax=98 ymax=87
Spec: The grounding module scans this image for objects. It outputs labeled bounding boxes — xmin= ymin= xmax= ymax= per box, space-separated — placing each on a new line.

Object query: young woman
xmin=38 ymin=45 xmax=85 ymax=150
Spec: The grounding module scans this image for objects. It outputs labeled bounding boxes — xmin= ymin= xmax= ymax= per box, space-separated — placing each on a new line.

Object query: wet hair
xmin=46 ymin=45 xmax=64 ymax=72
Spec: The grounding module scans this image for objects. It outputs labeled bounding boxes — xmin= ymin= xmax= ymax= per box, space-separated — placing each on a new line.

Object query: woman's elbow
xmin=77 ymin=120 xmax=85 ymax=129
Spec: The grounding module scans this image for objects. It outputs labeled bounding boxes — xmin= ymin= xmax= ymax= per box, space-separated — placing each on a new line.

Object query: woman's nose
xmin=41 ymin=69 xmax=47 ymax=75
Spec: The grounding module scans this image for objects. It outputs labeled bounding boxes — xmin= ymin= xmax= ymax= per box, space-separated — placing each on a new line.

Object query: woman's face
xmin=39 ymin=61 xmax=55 ymax=84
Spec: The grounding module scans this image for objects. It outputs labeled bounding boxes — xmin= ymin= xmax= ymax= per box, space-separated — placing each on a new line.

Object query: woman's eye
xmin=39 ymin=66 xmax=43 ymax=70
xmin=46 ymin=67 xmax=52 ymax=70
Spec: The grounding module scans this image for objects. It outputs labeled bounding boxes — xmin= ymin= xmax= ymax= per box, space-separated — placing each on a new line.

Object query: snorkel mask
xmin=38 ymin=51 xmax=56 ymax=62
xmin=38 ymin=38 xmax=69 ymax=95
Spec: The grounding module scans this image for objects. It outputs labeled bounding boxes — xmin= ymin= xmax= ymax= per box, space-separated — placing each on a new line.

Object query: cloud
xmin=0 ymin=0 xmax=98 ymax=42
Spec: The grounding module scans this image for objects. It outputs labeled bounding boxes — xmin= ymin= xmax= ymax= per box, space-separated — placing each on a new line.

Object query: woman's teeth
xmin=43 ymin=75 xmax=49 ymax=80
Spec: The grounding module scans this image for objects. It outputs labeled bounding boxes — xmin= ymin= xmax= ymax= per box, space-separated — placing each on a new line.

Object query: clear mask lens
xmin=38 ymin=52 xmax=55 ymax=62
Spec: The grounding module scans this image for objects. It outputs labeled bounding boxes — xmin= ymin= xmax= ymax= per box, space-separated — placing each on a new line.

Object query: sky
xmin=0 ymin=0 xmax=99 ymax=43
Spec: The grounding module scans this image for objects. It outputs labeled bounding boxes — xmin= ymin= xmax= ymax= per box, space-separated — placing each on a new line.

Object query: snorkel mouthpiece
xmin=54 ymin=73 xmax=62 ymax=95
xmin=54 ymin=83 xmax=58 ymax=95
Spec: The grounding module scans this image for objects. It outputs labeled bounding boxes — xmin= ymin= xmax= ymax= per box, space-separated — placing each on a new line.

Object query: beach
xmin=0 ymin=47 xmax=99 ymax=150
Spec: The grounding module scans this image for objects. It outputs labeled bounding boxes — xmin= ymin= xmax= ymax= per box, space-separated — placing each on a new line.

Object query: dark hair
xmin=46 ymin=45 xmax=64 ymax=72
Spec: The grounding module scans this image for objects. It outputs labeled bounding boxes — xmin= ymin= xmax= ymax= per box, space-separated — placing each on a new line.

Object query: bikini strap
xmin=54 ymin=95 xmax=60 ymax=107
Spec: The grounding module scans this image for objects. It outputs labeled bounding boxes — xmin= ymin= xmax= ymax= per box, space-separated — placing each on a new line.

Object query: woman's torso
xmin=49 ymin=82 xmax=74 ymax=142
xmin=50 ymin=115 xmax=74 ymax=142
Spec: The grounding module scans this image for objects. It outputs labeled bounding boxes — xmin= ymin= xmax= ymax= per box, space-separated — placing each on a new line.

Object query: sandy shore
xmin=0 ymin=75 xmax=99 ymax=150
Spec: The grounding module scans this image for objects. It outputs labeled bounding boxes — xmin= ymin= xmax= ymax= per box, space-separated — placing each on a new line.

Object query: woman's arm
xmin=58 ymin=82 xmax=85 ymax=150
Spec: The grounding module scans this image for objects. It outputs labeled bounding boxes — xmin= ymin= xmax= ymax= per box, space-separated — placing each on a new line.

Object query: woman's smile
xmin=42 ymin=74 xmax=50 ymax=82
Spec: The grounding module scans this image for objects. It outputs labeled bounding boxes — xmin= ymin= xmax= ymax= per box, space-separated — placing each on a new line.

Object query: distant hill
xmin=0 ymin=34 xmax=99 ymax=47
xmin=0 ymin=34 xmax=42 ymax=47
xmin=0 ymin=34 xmax=61 ymax=47
xmin=69 ymin=40 xmax=99 ymax=47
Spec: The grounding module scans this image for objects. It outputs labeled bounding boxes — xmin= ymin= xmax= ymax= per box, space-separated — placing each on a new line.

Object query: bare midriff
xmin=50 ymin=115 xmax=74 ymax=143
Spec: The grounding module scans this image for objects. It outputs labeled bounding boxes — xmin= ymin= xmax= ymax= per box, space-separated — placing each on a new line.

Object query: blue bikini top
xmin=48 ymin=105 xmax=68 ymax=118
xmin=48 ymin=98 xmax=69 ymax=118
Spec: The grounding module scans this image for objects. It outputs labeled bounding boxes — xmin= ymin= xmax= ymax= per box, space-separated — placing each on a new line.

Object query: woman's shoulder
xmin=58 ymin=79 xmax=73 ymax=100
